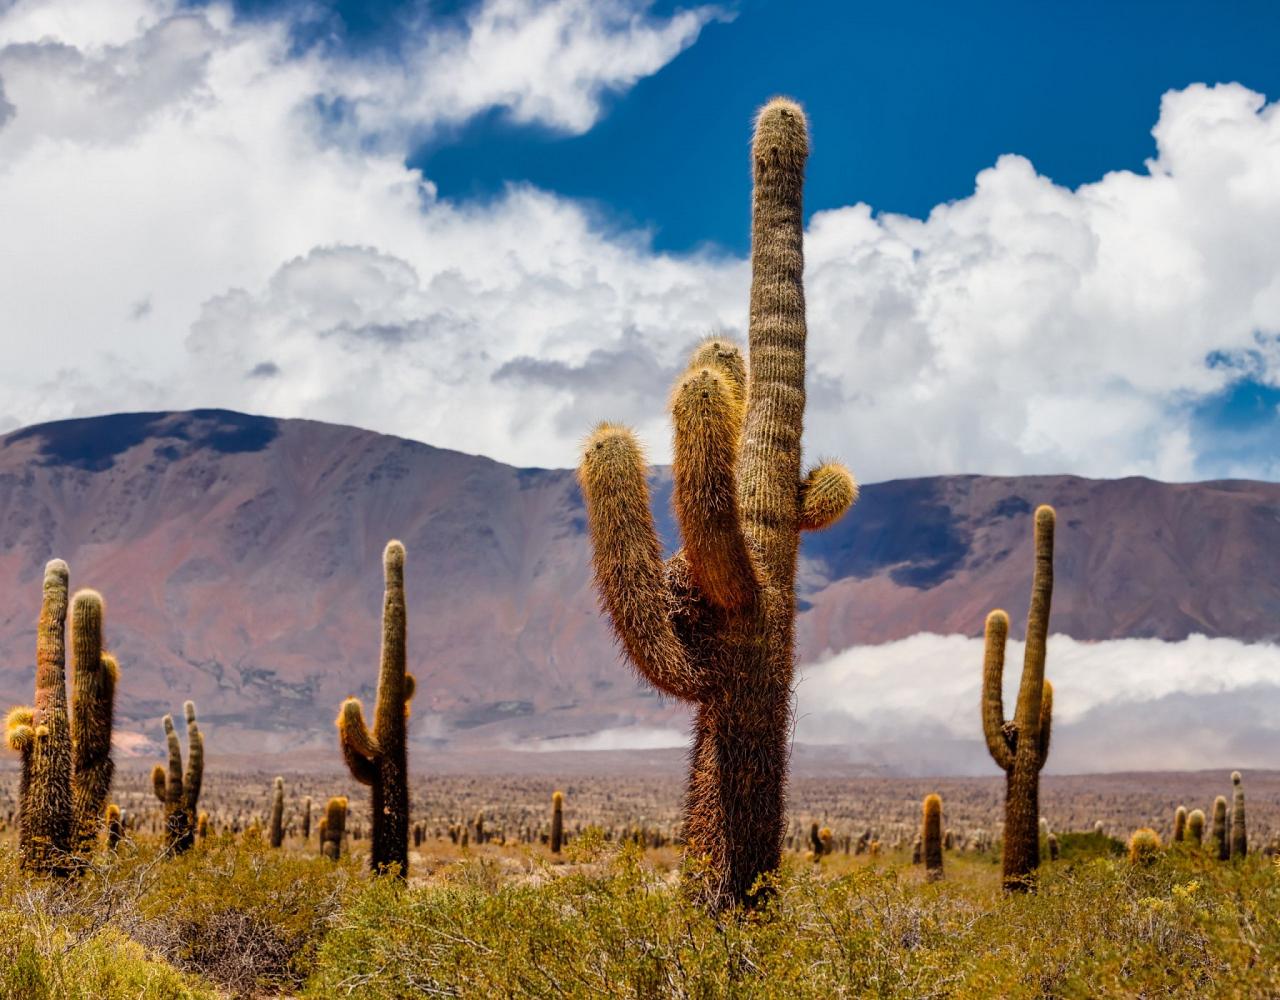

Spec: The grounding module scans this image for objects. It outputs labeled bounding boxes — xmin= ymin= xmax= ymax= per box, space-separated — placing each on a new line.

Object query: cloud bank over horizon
xmin=0 ymin=0 xmax=1278 ymax=484
xmin=514 ymin=633 xmax=1280 ymax=774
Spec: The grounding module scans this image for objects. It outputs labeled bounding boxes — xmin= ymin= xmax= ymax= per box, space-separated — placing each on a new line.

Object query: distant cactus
xmin=911 ymin=835 xmax=922 ymax=865
xmin=818 ymin=827 xmax=833 ymax=856
xmin=923 ymin=794 xmax=943 ymax=881
xmin=302 ymin=797 xmax=312 ymax=841
xmin=338 ymin=541 xmax=415 ymax=878
xmin=1128 ymin=827 xmax=1162 ymax=866
xmin=197 ymin=811 xmax=209 ymax=841
xmin=551 ymin=790 xmax=564 ymax=854
xmin=5 ymin=565 xmax=120 ymax=873
xmin=151 ymin=701 xmax=203 ymax=854
xmin=474 ymin=811 xmax=485 ymax=845
xmin=1230 ymin=771 xmax=1247 ymax=858
xmin=809 ymin=821 xmax=823 ymax=858
xmin=577 ymin=99 xmax=857 ymax=911
xmin=1186 ymin=808 xmax=1205 ymax=845
xmin=105 ymin=803 xmax=122 ymax=851
xmin=317 ymin=818 xmax=328 ymax=857
xmin=1094 ymin=820 xmax=1104 ymax=836
xmin=1212 ymin=795 xmax=1229 ymax=860
xmin=981 ymin=506 xmax=1056 ymax=892
xmin=1047 ymin=833 xmax=1059 ymax=861
xmin=321 ymin=797 xmax=347 ymax=860
xmin=269 ymin=776 xmax=285 ymax=848
xmin=1173 ymin=806 xmax=1187 ymax=842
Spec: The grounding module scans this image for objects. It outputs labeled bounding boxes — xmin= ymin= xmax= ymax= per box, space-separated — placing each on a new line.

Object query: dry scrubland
xmin=0 ymin=768 xmax=1278 ymax=998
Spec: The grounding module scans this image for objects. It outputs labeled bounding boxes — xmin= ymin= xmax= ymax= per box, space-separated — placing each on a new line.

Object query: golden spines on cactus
xmin=1212 ymin=795 xmax=1229 ymax=860
xmin=337 ymin=541 xmax=414 ymax=878
xmin=578 ymin=98 xmax=858 ymax=912
xmin=1173 ymin=806 xmax=1187 ymax=842
xmin=1128 ymin=827 xmax=1162 ymax=866
xmin=980 ymin=506 xmax=1056 ymax=893
xmin=197 ymin=811 xmax=209 ymax=841
xmin=798 ymin=462 xmax=858 ymax=531
xmin=551 ymin=790 xmax=564 ymax=854
xmin=269 ymin=776 xmax=285 ymax=848
xmin=922 ymin=794 xmax=943 ymax=881
xmin=70 ymin=590 xmax=117 ymax=856
xmin=1230 ymin=771 xmax=1247 ymax=859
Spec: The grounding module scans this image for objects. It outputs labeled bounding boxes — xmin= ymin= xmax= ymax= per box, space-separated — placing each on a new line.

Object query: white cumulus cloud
xmin=0 ymin=0 xmax=1277 ymax=485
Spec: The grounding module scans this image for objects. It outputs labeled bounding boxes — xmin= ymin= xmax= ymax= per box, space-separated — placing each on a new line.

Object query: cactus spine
xmin=922 ymin=794 xmax=943 ymax=881
xmin=550 ymin=790 xmax=564 ymax=854
xmin=321 ymin=796 xmax=347 ymax=860
xmin=5 ymin=564 xmax=119 ymax=873
xmin=151 ymin=701 xmax=203 ymax=854
xmin=1230 ymin=771 xmax=1247 ymax=858
xmin=1186 ymin=808 xmax=1205 ymax=845
xmin=981 ymin=505 xmax=1055 ymax=892
xmin=269 ymin=776 xmax=285 ymax=848
xmin=1212 ymin=795 xmax=1229 ymax=860
xmin=338 ymin=541 xmax=415 ymax=878
xmin=578 ymin=98 xmax=857 ymax=911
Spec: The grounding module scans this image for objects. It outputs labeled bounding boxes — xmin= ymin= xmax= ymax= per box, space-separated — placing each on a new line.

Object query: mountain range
xmin=1 ymin=409 xmax=1277 ymax=760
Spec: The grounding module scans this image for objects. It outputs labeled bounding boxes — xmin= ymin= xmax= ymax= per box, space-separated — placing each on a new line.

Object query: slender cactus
xmin=1047 ymin=833 xmax=1059 ymax=861
xmin=302 ymin=797 xmax=312 ymax=841
xmin=550 ymin=790 xmax=564 ymax=854
xmin=105 ymin=803 xmax=122 ymax=851
xmin=1212 ymin=795 xmax=1229 ymax=860
xmin=1173 ymin=806 xmax=1187 ymax=843
xmin=980 ymin=506 xmax=1055 ymax=892
xmin=923 ymin=794 xmax=943 ymax=881
xmin=578 ymin=98 xmax=858 ymax=911
xmin=1230 ymin=771 xmax=1247 ymax=858
xmin=269 ymin=776 xmax=285 ymax=848
xmin=5 ymin=563 xmax=120 ymax=873
xmin=337 ymin=541 xmax=415 ymax=878
xmin=152 ymin=701 xmax=203 ymax=853
xmin=321 ymin=796 xmax=347 ymax=861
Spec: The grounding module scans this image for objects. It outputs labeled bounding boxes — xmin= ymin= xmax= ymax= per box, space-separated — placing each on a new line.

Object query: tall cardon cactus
xmin=981 ymin=505 xmax=1056 ymax=892
xmin=5 ymin=562 xmax=118 ymax=874
xmin=578 ymin=98 xmax=858 ymax=910
xmin=338 ymin=541 xmax=415 ymax=877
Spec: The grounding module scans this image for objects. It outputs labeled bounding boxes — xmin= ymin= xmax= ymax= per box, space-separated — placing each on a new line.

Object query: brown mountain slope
xmin=0 ymin=410 xmax=1277 ymax=753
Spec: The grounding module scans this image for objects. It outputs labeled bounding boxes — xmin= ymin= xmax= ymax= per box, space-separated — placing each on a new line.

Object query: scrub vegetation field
xmin=2 ymin=767 xmax=1278 ymax=999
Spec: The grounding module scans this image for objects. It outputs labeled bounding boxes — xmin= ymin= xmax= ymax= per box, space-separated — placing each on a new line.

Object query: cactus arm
xmin=162 ymin=715 xmax=184 ymax=809
xmin=5 ymin=706 xmax=35 ymax=751
xmin=798 ymin=462 xmax=858 ymax=532
xmin=579 ymin=423 xmax=707 ymax=701
xmin=337 ymin=698 xmax=379 ymax=785
xmin=1037 ymin=680 xmax=1053 ymax=771
xmin=670 ymin=359 xmax=759 ymax=611
xmin=981 ymin=610 xmax=1015 ymax=771
xmin=34 ymin=560 xmax=70 ymax=728
xmin=151 ymin=764 xmax=167 ymax=803
xmin=70 ymin=591 xmax=116 ymax=851
xmin=1015 ymin=506 xmax=1055 ymax=743
xmin=373 ymin=541 xmax=408 ymax=742
xmin=738 ymin=98 xmax=809 ymax=587
xmin=182 ymin=702 xmax=202 ymax=814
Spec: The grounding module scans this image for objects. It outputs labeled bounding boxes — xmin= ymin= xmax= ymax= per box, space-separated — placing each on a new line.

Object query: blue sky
xmin=227 ymin=0 xmax=1280 ymax=253
xmin=0 ymin=0 xmax=1278 ymax=481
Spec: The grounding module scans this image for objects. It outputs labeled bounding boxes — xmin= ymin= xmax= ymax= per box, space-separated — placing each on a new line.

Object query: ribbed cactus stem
xmin=578 ymin=98 xmax=857 ymax=912
xmin=550 ymin=790 xmax=564 ymax=854
xmin=27 ymin=560 xmax=73 ymax=874
xmin=269 ymin=776 xmax=285 ymax=848
xmin=69 ymin=590 xmax=117 ymax=856
xmin=1212 ymin=795 xmax=1229 ymax=861
xmin=337 ymin=541 xmax=415 ymax=878
xmin=1230 ymin=771 xmax=1247 ymax=859
xmin=1173 ymin=806 xmax=1187 ymax=843
xmin=923 ymin=794 xmax=943 ymax=881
